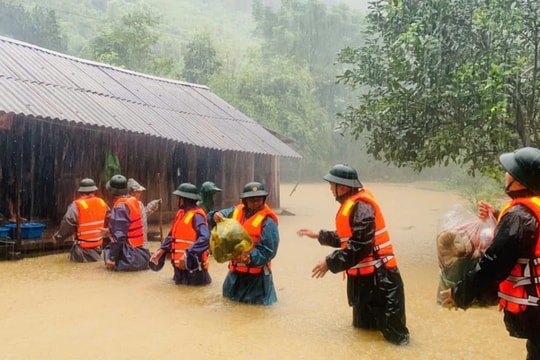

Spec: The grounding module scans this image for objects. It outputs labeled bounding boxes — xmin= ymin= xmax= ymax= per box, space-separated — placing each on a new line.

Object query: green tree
xmin=0 ymin=1 xmax=67 ymax=52
xmin=252 ymin=0 xmax=364 ymax=113
xmin=336 ymin=0 xmax=540 ymax=176
xmin=85 ymin=11 xmax=179 ymax=77
xmin=87 ymin=11 xmax=159 ymax=70
xmin=210 ymin=51 xmax=331 ymax=174
xmin=182 ymin=32 xmax=222 ymax=85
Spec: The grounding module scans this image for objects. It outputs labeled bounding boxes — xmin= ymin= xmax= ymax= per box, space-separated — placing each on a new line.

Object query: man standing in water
xmin=149 ymin=183 xmax=211 ymax=286
xmin=208 ymin=181 xmax=279 ymax=305
xmin=53 ymin=178 xmax=108 ymax=262
xmin=104 ymin=174 xmax=150 ymax=271
xmin=441 ymin=147 xmax=540 ymax=360
xmin=297 ymin=164 xmax=410 ymax=345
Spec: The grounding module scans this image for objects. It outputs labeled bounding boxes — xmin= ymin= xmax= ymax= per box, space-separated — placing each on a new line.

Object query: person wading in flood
xmin=441 ymin=147 xmax=540 ymax=360
xmin=149 ymin=183 xmax=211 ymax=286
xmin=208 ymin=181 xmax=280 ymax=305
xmin=297 ymin=164 xmax=410 ymax=345
xmin=198 ymin=181 xmax=222 ymax=214
xmin=104 ymin=174 xmax=150 ymax=271
xmin=53 ymin=178 xmax=108 ymax=262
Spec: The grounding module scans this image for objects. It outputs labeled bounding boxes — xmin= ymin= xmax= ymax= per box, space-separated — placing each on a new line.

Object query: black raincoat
xmin=319 ymin=199 xmax=409 ymax=345
xmin=452 ymin=203 xmax=540 ymax=359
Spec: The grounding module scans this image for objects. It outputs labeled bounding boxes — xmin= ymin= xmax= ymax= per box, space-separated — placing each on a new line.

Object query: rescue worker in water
xmin=53 ymin=178 xmax=108 ymax=262
xmin=297 ymin=164 xmax=410 ymax=345
xmin=104 ymin=174 xmax=150 ymax=271
xmin=208 ymin=181 xmax=280 ymax=305
xmin=149 ymin=183 xmax=211 ymax=286
xmin=197 ymin=181 xmax=222 ymax=214
xmin=441 ymin=147 xmax=540 ymax=360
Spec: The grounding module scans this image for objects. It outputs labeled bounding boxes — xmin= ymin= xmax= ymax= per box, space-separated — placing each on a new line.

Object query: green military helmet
xmin=200 ymin=181 xmax=222 ymax=194
xmin=78 ymin=178 xmax=98 ymax=193
xmin=323 ymin=164 xmax=363 ymax=188
xmin=106 ymin=174 xmax=128 ymax=196
xmin=173 ymin=182 xmax=201 ymax=200
xmin=241 ymin=181 xmax=268 ymax=198
xmin=500 ymin=147 xmax=540 ymax=194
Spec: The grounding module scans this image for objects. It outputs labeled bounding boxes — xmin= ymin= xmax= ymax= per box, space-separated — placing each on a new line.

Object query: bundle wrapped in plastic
xmin=210 ymin=218 xmax=253 ymax=263
xmin=436 ymin=204 xmax=497 ymax=305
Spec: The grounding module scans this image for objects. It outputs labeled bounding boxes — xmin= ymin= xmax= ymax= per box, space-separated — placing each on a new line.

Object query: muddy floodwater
xmin=0 ymin=182 xmax=526 ymax=359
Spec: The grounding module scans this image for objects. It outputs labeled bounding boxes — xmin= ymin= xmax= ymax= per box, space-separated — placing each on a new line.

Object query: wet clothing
xmin=54 ymin=194 xmax=108 ymax=263
xmin=452 ymin=200 xmax=540 ymax=360
xmin=158 ymin=204 xmax=211 ymax=286
xmin=197 ymin=182 xmax=221 ymax=213
xmin=198 ymin=194 xmax=215 ymax=214
xmin=208 ymin=204 xmax=279 ymax=305
xmin=319 ymin=188 xmax=409 ymax=345
xmin=106 ymin=195 xmax=150 ymax=271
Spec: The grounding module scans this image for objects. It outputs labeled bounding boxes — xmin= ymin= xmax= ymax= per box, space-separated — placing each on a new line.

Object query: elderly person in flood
xmin=127 ymin=178 xmax=161 ymax=248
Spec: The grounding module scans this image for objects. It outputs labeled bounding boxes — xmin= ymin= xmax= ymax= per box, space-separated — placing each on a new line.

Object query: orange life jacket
xmin=228 ymin=203 xmax=278 ymax=274
xmin=113 ymin=196 xmax=144 ymax=248
xmin=170 ymin=208 xmax=209 ymax=269
xmin=497 ymin=197 xmax=540 ymax=314
xmin=336 ymin=188 xmax=397 ymax=276
xmin=74 ymin=196 xmax=107 ymax=249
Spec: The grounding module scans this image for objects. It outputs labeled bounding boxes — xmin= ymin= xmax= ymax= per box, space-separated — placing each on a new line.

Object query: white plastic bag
xmin=436 ymin=204 xmax=496 ymax=303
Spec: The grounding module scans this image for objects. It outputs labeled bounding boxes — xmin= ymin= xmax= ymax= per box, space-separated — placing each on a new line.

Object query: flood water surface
xmin=0 ymin=182 xmax=526 ymax=359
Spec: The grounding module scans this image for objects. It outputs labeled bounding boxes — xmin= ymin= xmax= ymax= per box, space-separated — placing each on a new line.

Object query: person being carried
xmin=208 ymin=181 xmax=279 ymax=305
xmin=104 ymin=174 xmax=150 ymax=271
xmin=53 ymin=178 xmax=109 ymax=262
xmin=297 ymin=164 xmax=410 ymax=346
xmin=440 ymin=147 xmax=540 ymax=360
xmin=127 ymin=178 xmax=161 ymax=248
xmin=149 ymin=183 xmax=211 ymax=286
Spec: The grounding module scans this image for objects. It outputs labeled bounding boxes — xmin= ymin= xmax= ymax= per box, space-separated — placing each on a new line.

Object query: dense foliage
xmin=182 ymin=32 xmax=222 ymax=85
xmin=5 ymin=1 xmax=356 ymax=178
xmin=336 ymin=0 xmax=540 ymax=177
xmin=7 ymin=0 xmax=534 ymax=188
xmin=0 ymin=1 xmax=66 ymax=51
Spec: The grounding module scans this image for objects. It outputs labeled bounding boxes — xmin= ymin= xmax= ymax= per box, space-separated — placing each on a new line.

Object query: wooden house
xmin=0 ymin=35 xmax=301 ymax=229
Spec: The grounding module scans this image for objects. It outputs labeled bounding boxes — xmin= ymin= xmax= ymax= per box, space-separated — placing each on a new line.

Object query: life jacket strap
xmin=498 ymin=291 xmax=540 ymax=306
xmin=79 ymin=220 xmax=104 ymax=228
xmin=373 ymin=240 xmax=391 ymax=251
xmin=512 ymin=276 xmax=540 ymax=287
xmin=349 ymin=255 xmax=394 ymax=270
xmin=77 ymin=237 xmax=102 ymax=243
xmin=173 ymin=238 xmax=192 ymax=245
xmin=229 ymin=263 xmax=271 ymax=275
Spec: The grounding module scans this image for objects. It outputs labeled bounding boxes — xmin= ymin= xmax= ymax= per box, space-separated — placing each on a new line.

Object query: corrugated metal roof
xmin=0 ymin=36 xmax=301 ymax=158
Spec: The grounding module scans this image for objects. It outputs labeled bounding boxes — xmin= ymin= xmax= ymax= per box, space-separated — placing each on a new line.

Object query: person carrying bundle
xmin=208 ymin=181 xmax=279 ymax=305
xmin=441 ymin=147 xmax=540 ymax=360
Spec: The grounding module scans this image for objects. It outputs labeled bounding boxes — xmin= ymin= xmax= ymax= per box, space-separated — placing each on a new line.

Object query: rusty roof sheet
xmin=0 ymin=36 xmax=301 ymax=158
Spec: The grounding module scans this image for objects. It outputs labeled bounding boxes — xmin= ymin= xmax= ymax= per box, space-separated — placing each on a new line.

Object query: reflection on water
xmin=0 ymin=183 xmax=526 ymax=359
